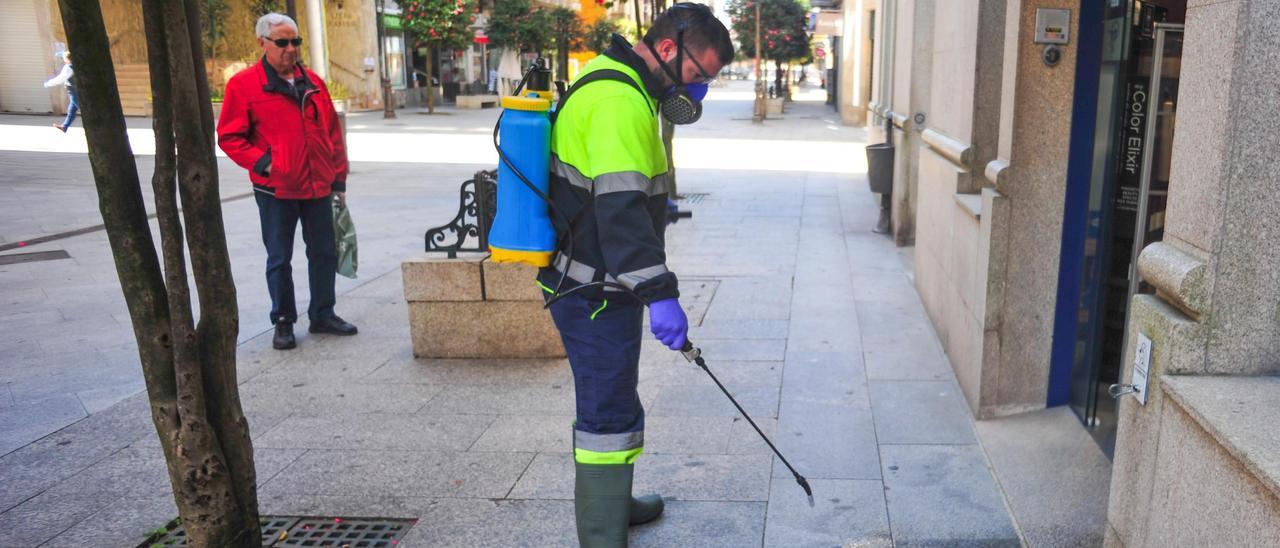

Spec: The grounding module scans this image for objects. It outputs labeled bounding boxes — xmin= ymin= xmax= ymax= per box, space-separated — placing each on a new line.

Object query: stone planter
xmin=767 ymin=97 xmax=784 ymax=115
xmin=402 ymin=253 xmax=565 ymax=359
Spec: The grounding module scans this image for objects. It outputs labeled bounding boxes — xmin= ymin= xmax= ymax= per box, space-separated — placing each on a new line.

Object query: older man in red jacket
xmin=218 ymin=12 xmax=357 ymax=350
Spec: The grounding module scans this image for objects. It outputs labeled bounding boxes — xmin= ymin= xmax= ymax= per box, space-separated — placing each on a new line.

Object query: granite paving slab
xmin=647 ymin=381 xmax=780 ymax=419
xmin=688 ymin=319 xmax=790 ymax=340
xmin=773 ymin=398 xmax=881 ymax=481
xmin=468 ymin=414 xmax=576 ymax=454
xmin=40 ymin=494 xmax=177 ymax=548
xmin=399 ymin=498 xmax=577 ymax=548
xmin=509 ymin=452 xmax=773 ymax=502
xmin=0 ymin=393 xmax=86 ymax=455
xmin=237 ymin=380 xmax=443 ymax=416
xmin=632 ymin=501 xmax=767 ymax=547
xmin=253 ymin=413 xmax=496 ymax=451
xmin=880 ymin=444 xmax=1020 ymax=546
xmin=869 ymin=380 xmax=977 ymax=445
xmin=417 ymin=383 xmax=580 ymax=415
xmin=365 ymin=356 xmax=572 ymax=386
xmin=261 ymin=449 xmax=535 ymax=499
xmin=763 ymin=478 xmax=892 ymax=548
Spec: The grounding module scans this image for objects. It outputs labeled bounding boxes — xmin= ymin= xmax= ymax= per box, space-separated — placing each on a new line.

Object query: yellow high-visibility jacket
xmin=537 ymin=34 xmax=679 ymax=305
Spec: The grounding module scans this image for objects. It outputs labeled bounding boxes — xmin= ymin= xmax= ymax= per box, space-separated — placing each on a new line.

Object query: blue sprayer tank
xmin=489 ymin=93 xmax=556 ymax=267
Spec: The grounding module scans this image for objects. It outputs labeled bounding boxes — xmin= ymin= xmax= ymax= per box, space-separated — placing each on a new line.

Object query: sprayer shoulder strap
xmin=553 ymin=69 xmax=653 ymax=123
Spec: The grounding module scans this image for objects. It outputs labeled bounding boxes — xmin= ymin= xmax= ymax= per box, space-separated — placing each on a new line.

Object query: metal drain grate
xmin=262 ymin=517 xmax=301 ymax=544
xmin=139 ymin=516 xmax=415 ymax=548
xmin=278 ymin=517 xmax=415 ymax=547
xmin=678 ymin=192 xmax=709 ymax=204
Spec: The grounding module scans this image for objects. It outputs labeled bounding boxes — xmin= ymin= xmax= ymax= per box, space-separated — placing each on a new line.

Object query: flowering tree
xmin=403 ymin=0 xmax=476 ymax=113
xmin=487 ymin=0 xmax=553 ymax=56
xmin=727 ymin=0 xmax=810 ymax=96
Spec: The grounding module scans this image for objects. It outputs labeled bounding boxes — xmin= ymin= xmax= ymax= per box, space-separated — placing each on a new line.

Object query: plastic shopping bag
xmin=333 ymin=199 xmax=358 ymax=279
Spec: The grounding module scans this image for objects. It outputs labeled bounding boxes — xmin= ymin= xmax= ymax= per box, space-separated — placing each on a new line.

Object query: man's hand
xmin=649 ymin=298 xmax=689 ymax=351
xmin=333 ymin=191 xmax=346 ymax=208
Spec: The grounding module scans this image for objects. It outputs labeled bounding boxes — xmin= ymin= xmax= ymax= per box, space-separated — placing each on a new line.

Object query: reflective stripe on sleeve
xmin=553 ymin=253 xmax=597 ymax=284
xmin=552 ymin=157 xmax=593 ymax=192
xmin=617 ymin=264 xmax=670 ymax=289
xmin=594 ymin=171 xmax=651 ymax=195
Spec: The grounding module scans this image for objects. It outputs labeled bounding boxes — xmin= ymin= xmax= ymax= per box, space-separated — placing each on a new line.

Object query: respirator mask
xmin=644 ymin=4 xmax=714 ymax=125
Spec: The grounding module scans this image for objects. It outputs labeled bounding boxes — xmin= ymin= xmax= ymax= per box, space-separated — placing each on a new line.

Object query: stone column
xmin=982 ymin=0 xmax=1078 ymax=417
xmin=886 ymin=0 xmax=934 ymax=247
xmin=305 ymin=0 xmax=328 ymax=79
xmin=838 ymin=0 xmax=867 ymax=124
xmin=1108 ymin=1 xmax=1280 ymax=545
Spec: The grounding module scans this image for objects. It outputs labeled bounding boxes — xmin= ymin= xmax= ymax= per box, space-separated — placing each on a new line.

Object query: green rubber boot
xmin=629 ymin=492 xmax=664 ymax=526
xmin=575 ymin=462 xmax=633 ymax=547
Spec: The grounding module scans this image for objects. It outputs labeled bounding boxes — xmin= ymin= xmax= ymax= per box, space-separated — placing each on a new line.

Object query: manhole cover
xmin=139 ymin=516 xmax=416 ymax=547
xmin=679 ymin=193 xmax=709 ymax=204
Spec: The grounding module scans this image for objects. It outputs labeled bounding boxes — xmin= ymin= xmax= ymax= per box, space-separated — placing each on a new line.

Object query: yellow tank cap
xmin=489 ymin=246 xmax=554 ymax=267
xmin=502 ymin=95 xmax=552 ymax=112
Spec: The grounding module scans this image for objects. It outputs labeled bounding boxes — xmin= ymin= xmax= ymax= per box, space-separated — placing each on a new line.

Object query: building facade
xmin=853 ymin=0 xmax=1280 ymax=544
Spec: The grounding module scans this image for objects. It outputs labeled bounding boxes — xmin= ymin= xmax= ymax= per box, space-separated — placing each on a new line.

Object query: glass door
xmin=1068 ymin=3 xmax=1182 ymax=457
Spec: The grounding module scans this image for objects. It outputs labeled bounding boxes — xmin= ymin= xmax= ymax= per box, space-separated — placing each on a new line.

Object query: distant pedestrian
xmin=43 ymin=52 xmax=76 ymax=133
xmin=217 ymin=13 xmax=358 ymax=350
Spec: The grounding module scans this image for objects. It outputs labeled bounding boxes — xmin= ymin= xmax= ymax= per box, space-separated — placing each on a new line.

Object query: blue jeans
xmin=61 ymin=89 xmax=79 ymax=130
xmin=549 ymin=294 xmax=646 ymax=452
xmin=255 ymin=193 xmax=337 ymax=325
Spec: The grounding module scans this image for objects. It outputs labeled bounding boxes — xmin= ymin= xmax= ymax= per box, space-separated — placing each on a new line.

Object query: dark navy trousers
xmin=549 ymin=294 xmax=646 ymax=442
xmin=255 ymin=192 xmax=337 ymax=325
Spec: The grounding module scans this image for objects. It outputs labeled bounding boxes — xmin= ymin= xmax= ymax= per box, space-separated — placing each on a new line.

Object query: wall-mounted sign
xmin=1132 ymin=333 xmax=1152 ymax=405
xmin=1035 ymin=8 xmax=1071 ymax=45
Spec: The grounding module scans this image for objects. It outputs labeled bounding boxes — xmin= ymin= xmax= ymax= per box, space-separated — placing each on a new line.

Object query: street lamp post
xmin=753 ymin=1 xmax=764 ymax=123
xmin=377 ymin=0 xmax=396 ymax=119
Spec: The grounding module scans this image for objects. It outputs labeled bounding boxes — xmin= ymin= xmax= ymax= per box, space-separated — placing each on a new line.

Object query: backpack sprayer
xmin=489 ymin=59 xmax=813 ymax=507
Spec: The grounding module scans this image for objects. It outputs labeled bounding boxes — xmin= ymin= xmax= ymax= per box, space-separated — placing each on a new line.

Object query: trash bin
xmin=865 ymin=141 xmax=894 ymax=194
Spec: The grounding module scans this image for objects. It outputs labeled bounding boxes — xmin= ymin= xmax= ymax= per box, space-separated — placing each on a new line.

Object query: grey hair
xmin=255 ymin=13 xmax=298 ymax=38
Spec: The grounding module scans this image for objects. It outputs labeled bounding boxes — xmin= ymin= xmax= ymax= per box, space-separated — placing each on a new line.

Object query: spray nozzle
xmin=796 ymin=475 xmax=814 ymax=507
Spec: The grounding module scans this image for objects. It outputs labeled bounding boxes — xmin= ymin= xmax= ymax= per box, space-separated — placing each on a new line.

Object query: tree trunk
xmin=61 ymin=1 xmax=260 ymax=545
xmin=633 ymin=0 xmax=644 ymax=41
xmin=557 ymin=38 xmax=569 ymax=82
xmin=774 ymin=58 xmax=784 ymax=98
xmin=426 ymin=46 xmax=435 ymax=114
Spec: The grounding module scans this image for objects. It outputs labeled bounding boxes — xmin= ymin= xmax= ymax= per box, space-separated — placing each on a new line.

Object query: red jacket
xmin=217 ymin=60 xmax=348 ymax=200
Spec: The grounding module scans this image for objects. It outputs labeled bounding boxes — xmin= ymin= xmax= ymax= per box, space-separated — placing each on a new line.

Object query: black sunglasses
xmin=270 ymin=37 xmax=303 ymax=48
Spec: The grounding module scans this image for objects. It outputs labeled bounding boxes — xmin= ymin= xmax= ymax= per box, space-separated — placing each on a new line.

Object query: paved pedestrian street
xmin=0 ymin=82 xmax=1020 ymax=546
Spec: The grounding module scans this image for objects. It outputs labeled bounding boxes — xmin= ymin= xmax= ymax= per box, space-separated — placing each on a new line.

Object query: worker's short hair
xmin=256 ymin=12 xmax=299 ymax=39
xmin=645 ymin=3 xmax=735 ymax=66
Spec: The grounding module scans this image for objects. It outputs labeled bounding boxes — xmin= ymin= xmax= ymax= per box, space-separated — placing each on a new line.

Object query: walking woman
xmin=43 ymin=52 xmax=77 ymax=133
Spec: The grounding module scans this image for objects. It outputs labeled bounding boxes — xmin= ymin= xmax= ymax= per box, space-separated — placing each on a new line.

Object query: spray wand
xmin=680 ymin=342 xmax=815 ymax=507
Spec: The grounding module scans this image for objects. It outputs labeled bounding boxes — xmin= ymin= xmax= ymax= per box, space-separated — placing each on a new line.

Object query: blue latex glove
xmin=649 ymin=298 xmax=689 ymax=350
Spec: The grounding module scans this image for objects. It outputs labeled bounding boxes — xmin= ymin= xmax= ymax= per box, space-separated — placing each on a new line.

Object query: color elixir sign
xmin=1117 ymin=81 xmax=1148 ymax=212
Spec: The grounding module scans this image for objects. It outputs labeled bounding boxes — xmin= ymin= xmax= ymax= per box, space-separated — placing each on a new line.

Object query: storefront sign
xmin=1117 ymin=81 xmax=1148 ymax=212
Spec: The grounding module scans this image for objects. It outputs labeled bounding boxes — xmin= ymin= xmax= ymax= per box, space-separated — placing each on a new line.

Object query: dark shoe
xmin=308 ymin=315 xmax=358 ymax=335
xmin=272 ymin=320 xmax=296 ymax=350
xmin=575 ymin=462 xmax=633 ymax=547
